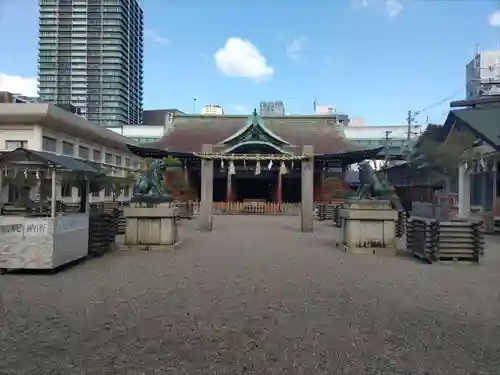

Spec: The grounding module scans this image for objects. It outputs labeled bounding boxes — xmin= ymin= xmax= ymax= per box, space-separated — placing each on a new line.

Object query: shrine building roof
xmin=141 ymin=111 xmax=378 ymax=156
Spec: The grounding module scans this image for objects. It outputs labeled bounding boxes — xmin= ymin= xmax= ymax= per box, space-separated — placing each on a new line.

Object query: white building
xmin=466 ymin=50 xmax=500 ymax=99
xmin=348 ymin=117 xmax=366 ymax=127
xmin=0 ymin=103 xmax=141 ymax=203
xmin=315 ymin=105 xmax=335 ymax=114
xmin=342 ymin=124 xmax=421 ymax=140
xmin=201 ymin=105 xmax=224 ymax=115
xmin=107 ymin=124 xmax=168 ymax=144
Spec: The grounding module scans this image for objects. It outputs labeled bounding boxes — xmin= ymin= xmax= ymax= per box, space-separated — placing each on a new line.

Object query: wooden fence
xmin=187 ymin=201 xmax=302 ymax=215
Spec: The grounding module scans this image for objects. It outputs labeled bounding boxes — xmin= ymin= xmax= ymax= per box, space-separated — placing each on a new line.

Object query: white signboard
xmin=0 ymin=221 xmax=47 ymax=237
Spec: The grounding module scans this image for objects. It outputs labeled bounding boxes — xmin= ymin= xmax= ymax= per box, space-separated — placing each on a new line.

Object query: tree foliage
xmin=410 ymin=124 xmax=477 ymax=177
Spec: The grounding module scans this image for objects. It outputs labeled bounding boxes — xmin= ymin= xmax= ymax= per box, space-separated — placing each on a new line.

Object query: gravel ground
xmin=1 ymin=216 xmax=500 ymax=375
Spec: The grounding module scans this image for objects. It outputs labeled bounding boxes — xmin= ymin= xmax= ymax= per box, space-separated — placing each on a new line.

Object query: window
xmin=123 ymin=186 xmax=130 ymax=197
xmin=79 ymin=145 xmax=89 ymax=159
xmin=5 ymin=140 xmax=27 ymax=150
xmin=93 ymin=149 xmax=102 ymax=162
xmin=115 ymin=155 xmax=122 ymax=166
xmin=104 ymin=186 xmax=112 ymax=197
xmin=105 ymin=152 xmax=113 ymax=163
xmin=62 ymin=141 xmax=74 ymax=155
xmin=61 ymin=183 xmax=73 ymax=197
xmin=42 ymin=136 xmax=57 ymax=152
xmin=125 ymin=158 xmax=131 ymax=167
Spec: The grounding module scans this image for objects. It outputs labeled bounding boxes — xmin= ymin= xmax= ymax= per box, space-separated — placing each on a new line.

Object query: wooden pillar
xmin=226 ymin=172 xmax=233 ymax=202
xmin=0 ymin=168 xmax=3 ymax=213
xmin=301 ymin=145 xmax=314 ymax=232
xmin=458 ymin=162 xmax=471 ymax=219
xmin=493 ymin=162 xmax=498 ymax=216
xmin=276 ymin=171 xmax=283 ymax=204
xmin=199 ymin=144 xmax=213 ymax=231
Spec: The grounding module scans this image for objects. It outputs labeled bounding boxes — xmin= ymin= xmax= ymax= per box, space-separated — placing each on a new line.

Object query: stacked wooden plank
xmin=406 ymin=217 xmax=483 ymax=263
xmin=88 ymin=212 xmax=116 ymax=257
xmin=406 ymin=218 xmax=435 ymax=262
xmin=317 ymin=203 xmax=336 ymax=221
xmin=396 ymin=211 xmax=407 ymax=238
xmin=175 ymin=201 xmax=194 ymax=219
xmin=435 ymin=221 xmax=483 ymax=262
xmin=333 ymin=204 xmax=342 ymax=228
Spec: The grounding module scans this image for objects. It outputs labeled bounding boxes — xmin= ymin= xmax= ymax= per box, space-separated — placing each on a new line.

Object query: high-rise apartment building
xmin=260 ymin=101 xmax=285 ymax=116
xmin=465 ymin=50 xmax=500 ymax=100
xmin=38 ymin=0 xmax=144 ymax=126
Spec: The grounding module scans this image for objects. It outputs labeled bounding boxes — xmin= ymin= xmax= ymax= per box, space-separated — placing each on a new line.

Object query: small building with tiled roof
xmin=128 ymin=110 xmax=384 ymax=203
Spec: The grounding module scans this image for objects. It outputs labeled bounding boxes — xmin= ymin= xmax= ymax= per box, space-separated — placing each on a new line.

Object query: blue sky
xmin=0 ymin=0 xmax=499 ymax=125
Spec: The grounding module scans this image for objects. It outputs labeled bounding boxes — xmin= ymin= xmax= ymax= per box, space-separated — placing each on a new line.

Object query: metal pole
xmin=50 ymin=168 xmax=57 ymax=218
xmin=384 ymin=131 xmax=392 ymax=181
xmin=0 ymin=167 xmax=3 ymax=214
xmin=406 ymin=110 xmax=412 ymax=141
xmin=193 ymin=98 xmax=197 ymax=113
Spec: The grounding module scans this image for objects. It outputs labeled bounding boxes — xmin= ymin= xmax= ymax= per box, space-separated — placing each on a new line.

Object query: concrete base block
xmin=123 ymin=207 xmax=178 ymax=247
xmin=340 ymin=200 xmax=398 ymax=256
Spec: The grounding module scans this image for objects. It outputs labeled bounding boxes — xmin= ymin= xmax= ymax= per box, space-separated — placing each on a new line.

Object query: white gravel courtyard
xmin=1 ymin=216 xmax=499 ymax=375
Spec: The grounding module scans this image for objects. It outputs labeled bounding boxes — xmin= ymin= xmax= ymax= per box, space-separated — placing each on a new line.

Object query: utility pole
xmin=193 ymin=98 xmax=197 ymax=113
xmin=384 ymin=130 xmax=393 ymax=169
xmin=406 ymin=110 xmax=413 ymax=141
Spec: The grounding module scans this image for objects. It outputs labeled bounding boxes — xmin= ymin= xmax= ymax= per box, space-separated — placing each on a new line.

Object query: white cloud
xmin=145 ymin=29 xmax=170 ymax=45
xmin=214 ymin=37 xmax=273 ymax=80
xmin=353 ymin=0 xmax=403 ymax=18
xmin=488 ymin=10 xmax=500 ymax=26
xmin=287 ymin=36 xmax=307 ymax=59
xmin=385 ymin=0 xmax=403 ymax=18
xmin=0 ymin=73 xmax=38 ymax=97
xmin=352 ymin=0 xmax=369 ymax=7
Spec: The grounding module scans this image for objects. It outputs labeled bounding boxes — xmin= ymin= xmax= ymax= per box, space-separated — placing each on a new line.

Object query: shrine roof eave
xmin=315 ymin=146 xmax=384 ymax=164
xmin=127 ymin=144 xmax=384 ymax=165
xmin=127 ymin=144 xmax=196 ymax=160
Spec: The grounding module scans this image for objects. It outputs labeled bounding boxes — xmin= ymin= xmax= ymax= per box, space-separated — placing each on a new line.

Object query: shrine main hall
xmin=128 ymin=110 xmax=384 ymax=203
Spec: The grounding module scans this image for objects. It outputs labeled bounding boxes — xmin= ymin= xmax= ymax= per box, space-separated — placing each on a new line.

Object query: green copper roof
xmin=220 ymin=109 xmax=290 ymax=146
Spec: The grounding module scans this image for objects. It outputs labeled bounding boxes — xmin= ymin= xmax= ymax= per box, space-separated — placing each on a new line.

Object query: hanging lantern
xmin=36 ymin=169 xmax=40 ymax=180
xmin=280 ymin=161 xmax=288 ymax=175
xmin=243 ymin=160 xmax=247 ymax=170
xmin=229 ymin=161 xmax=236 ymax=175
xmin=255 ymin=161 xmax=261 ymax=175
xmin=24 ymin=168 xmax=28 ymax=179
xmin=267 ymin=160 xmax=273 ymax=170
xmin=220 ymin=158 xmax=224 ymax=169
xmin=3 ymin=166 xmax=7 ymax=176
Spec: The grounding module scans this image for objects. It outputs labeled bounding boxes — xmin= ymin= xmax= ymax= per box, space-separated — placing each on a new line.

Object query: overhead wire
xmin=414 ymin=88 xmax=464 ymax=116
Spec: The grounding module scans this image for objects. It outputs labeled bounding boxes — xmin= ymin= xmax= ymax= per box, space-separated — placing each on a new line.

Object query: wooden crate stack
xmin=333 ymin=204 xmax=342 ymax=228
xmin=88 ymin=212 xmax=116 ymax=257
xmin=317 ymin=203 xmax=336 ymax=221
xmin=406 ymin=218 xmax=435 ymax=262
xmin=435 ymin=221 xmax=484 ymax=262
xmin=406 ymin=217 xmax=484 ymax=263
xmin=396 ymin=211 xmax=407 ymax=238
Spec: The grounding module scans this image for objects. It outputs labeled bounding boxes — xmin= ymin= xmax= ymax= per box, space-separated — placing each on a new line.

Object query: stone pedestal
xmin=339 ymin=199 xmax=398 ymax=256
xmin=123 ymin=206 xmax=178 ymax=250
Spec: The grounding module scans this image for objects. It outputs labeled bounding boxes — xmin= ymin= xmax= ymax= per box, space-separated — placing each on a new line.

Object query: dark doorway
xmin=235 ymin=177 xmax=274 ymax=202
xmin=213 ymin=177 xmax=226 ymax=202
xmin=282 ymin=176 xmax=301 ymax=203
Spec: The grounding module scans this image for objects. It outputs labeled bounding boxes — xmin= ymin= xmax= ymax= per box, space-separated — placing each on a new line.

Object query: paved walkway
xmin=0 ymin=216 xmax=499 ymax=374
